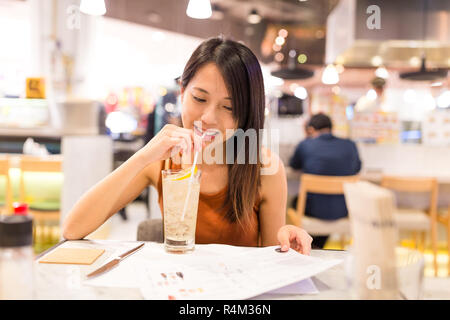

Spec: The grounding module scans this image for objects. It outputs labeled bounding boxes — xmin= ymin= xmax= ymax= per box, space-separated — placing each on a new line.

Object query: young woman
xmin=62 ymin=37 xmax=312 ymax=254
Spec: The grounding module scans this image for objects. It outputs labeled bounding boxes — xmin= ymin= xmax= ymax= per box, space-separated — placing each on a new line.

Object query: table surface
xmin=34 ymin=239 xmax=450 ymax=300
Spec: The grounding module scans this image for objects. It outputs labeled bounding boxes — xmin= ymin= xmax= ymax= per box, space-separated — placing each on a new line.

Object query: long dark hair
xmin=180 ymin=36 xmax=265 ymax=225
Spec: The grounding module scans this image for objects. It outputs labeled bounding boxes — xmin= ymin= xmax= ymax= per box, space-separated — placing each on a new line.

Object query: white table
xmin=33 ymin=239 xmax=450 ymax=300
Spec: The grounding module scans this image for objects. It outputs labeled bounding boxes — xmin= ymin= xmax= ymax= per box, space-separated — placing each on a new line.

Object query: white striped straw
xmin=180 ymin=133 xmax=204 ymax=221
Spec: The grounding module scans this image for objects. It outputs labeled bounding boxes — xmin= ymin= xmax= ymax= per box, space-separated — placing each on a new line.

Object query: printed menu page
xmin=137 ymin=245 xmax=342 ymax=300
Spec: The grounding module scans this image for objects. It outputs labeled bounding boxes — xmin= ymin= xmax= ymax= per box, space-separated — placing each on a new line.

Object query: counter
xmin=0 ymin=127 xmax=63 ymax=138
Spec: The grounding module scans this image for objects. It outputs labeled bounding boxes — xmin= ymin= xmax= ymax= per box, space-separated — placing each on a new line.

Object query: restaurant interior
xmin=0 ymin=0 xmax=450 ymax=300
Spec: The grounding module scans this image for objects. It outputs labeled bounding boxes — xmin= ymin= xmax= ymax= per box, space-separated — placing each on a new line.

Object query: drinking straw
xmin=180 ymin=133 xmax=204 ymax=221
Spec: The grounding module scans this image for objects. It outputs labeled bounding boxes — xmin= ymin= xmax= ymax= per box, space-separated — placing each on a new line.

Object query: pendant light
xmin=271 ymin=49 xmax=314 ymax=80
xmin=399 ymin=0 xmax=447 ymax=81
xmin=80 ymin=0 xmax=106 ymax=16
xmin=186 ymin=0 xmax=212 ymax=19
xmin=247 ymin=9 xmax=262 ymax=24
xmin=321 ymin=64 xmax=339 ymax=85
xmin=375 ymin=66 xmax=389 ymax=79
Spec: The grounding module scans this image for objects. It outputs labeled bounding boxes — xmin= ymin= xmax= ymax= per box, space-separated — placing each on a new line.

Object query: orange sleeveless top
xmin=156 ymin=159 xmax=261 ymax=247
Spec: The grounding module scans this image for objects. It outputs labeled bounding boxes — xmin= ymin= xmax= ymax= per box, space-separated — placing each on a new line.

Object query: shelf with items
xmin=0 ymin=98 xmax=51 ymax=129
xmin=0 ymin=154 xmax=63 ymax=254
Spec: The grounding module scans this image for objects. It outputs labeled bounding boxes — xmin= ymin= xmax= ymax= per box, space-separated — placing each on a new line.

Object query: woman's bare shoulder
xmin=260 ymin=147 xmax=284 ymax=173
xmin=260 ymin=148 xmax=286 ymax=196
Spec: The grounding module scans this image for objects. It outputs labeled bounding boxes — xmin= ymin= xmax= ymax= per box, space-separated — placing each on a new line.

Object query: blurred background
xmin=0 ymin=0 xmax=449 ymax=277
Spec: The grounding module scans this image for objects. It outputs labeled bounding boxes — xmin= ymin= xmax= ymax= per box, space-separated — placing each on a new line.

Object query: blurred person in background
xmin=354 ymin=76 xmax=386 ymax=113
xmin=289 ymin=113 xmax=362 ymax=248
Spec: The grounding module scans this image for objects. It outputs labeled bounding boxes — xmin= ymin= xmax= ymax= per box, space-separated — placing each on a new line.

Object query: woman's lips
xmin=194 ymin=125 xmax=219 ymax=141
xmin=203 ymin=134 xmax=215 ymax=142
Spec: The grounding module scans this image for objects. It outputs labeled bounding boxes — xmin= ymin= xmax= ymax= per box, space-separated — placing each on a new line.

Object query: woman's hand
xmin=277 ymin=225 xmax=313 ymax=255
xmin=137 ymin=124 xmax=199 ymax=164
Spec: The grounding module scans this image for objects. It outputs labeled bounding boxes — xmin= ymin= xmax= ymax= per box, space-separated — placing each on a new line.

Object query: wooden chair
xmin=287 ymin=174 xmax=360 ymax=246
xmin=381 ymin=176 xmax=439 ymax=276
xmin=19 ymin=156 xmax=63 ymax=250
xmin=0 ymin=157 xmax=13 ymax=215
xmin=437 ymin=206 xmax=450 ymax=275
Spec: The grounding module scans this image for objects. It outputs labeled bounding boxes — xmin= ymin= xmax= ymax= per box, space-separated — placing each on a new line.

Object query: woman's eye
xmin=223 ymin=106 xmax=232 ymax=111
xmin=193 ymin=95 xmax=206 ymax=103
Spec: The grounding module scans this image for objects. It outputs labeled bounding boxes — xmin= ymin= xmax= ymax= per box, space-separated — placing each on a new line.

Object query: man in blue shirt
xmin=289 ymin=113 xmax=361 ymax=248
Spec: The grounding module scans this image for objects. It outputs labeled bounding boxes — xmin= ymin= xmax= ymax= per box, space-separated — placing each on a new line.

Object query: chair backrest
xmin=381 ymin=176 xmax=437 ymax=193
xmin=20 ymin=156 xmax=62 ymax=173
xmin=19 ymin=156 xmax=62 ymax=203
xmin=295 ymin=174 xmax=360 ymax=226
xmin=0 ymin=158 xmax=9 ymax=176
xmin=0 ymin=157 xmax=13 ymax=214
xmin=380 ymin=175 xmax=438 ymax=217
xmin=137 ymin=219 xmax=164 ymax=243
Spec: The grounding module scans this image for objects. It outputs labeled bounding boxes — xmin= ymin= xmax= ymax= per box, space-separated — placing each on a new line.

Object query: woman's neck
xmin=196 ymin=162 xmax=227 ymax=173
xmin=189 ymin=141 xmax=228 ymax=170
xmin=179 ymin=149 xmax=227 ymax=173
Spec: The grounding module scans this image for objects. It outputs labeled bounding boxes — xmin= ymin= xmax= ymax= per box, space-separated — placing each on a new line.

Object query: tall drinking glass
xmin=161 ymin=168 xmax=201 ymax=253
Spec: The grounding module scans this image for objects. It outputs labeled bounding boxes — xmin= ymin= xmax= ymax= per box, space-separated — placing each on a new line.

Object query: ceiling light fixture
xmin=271 ymin=49 xmax=314 ymax=80
xmin=278 ymin=29 xmax=288 ymax=38
xmin=272 ymin=44 xmax=282 ymax=52
xmin=437 ymin=91 xmax=450 ymax=109
xmin=80 ymin=0 xmax=106 ymax=16
xmin=294 ymin=87 xmax=308 ymax=100
xmin=400 ymin=0 xmax=448 ymax=81
xmin=366 ymin=89 xmax=377 ymax=101
xmin=247 ymin=9 xmax=261 ymax=24
xmin=297 ymin=54 xmax=307 ymax=64
xmin=375 ymin=66 xmax=389 ymax=79
xmin=274 ymin=52 xmax=284 ymax=63
xmin=371 ymin=55 xmax=383 ymax=67
xmin=147 ymin=11 xmax=162 ymax=24
xmin=430 ymin=81 xmax=443 ymax=87
xmin=321 ymin=64 xmax=339 ymax=85
xmin=186 ymin=0 xmax=212 ymax=19
xmin=275 ymin=36 xmax=285 ymax=46
xmin=151 ymin=31 xmax=166 ymax=42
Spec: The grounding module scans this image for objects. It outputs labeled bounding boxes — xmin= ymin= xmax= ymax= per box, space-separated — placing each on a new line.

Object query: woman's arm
xmin=259 ymin=150 xmax=287 ymax=246
xmin=62 ymin=153 xmax=153 ymax=240
xmin=259 ymin=150 xmax=312 ymax=254
xmin=62 ymin=124 xmax=196 ymax=240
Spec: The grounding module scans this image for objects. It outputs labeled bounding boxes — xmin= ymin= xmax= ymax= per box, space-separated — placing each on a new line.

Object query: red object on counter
xmin=13 ymin=203 xmax=29 ymax=216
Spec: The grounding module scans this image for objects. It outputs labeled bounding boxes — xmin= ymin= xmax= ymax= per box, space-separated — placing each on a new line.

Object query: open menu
xmin=134 ymin=244 xmax=342 ymax=300
xmin=82 ymin=242 xmax=341 ymax=299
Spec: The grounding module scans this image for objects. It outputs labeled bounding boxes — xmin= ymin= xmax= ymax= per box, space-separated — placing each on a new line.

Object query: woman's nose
xmin=200 ymin=104 xmax=218 ymax=127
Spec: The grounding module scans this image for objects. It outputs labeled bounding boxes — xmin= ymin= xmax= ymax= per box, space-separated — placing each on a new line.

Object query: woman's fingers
xmin=277 ymin=229 xmax=291 ymax=252
xmin=296 ymin=230 xmax=313 ymax=255
xmin=161 ymin=124 xmax=195 ymax=154
xmin=170 ymin=130 xmax=193 ymax=154
xmin=277 ymin=225 xmax=313 ymax=255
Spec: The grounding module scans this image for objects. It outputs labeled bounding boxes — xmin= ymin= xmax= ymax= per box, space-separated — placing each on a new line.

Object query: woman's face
xmin=180 ymin=62 xmax=237 ymax=148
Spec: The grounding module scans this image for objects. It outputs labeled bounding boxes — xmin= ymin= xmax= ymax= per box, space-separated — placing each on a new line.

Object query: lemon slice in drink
xmin=173 ymin=166 xmax=198 ymax=181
